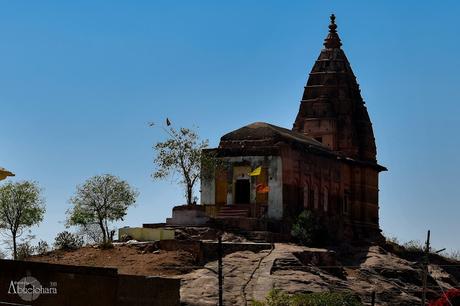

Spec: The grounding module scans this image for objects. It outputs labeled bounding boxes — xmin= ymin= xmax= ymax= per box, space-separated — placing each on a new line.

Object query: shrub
xmin=54 ymin=231 xmax=83 ymax=250
xmin=291 ymin=210 xmax=328 ymax=246
xmin=291 ymin=210 xmax=316 ymax=246
xmin=265 ymin=288 xmax=290 ymax=306
xmin=447 ymin=250 xmax=460 ymax=261
xmin=252 ymin=289 xmax=363 ymax=306
xmin=384 ymin=235 xmax=434 ymax=255
xmin=36 ymin=240 xmax=50 ymax=255
xmin=291 ymin=292 xmax=363 ymax=306
xmin=16 ymin=242 xmax=35 ymax=260
xmin=383 ymin=234 xmax=404 ymax=254
xmin=385 ymin=235 xmax=400 ymax=245
xmin=99 ymin=241 xmax=114 ymax=249
xmin=402 ymin=240 xmax=424 ymax=253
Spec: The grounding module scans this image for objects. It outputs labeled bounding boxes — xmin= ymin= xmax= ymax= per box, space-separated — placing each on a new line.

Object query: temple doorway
xmin=234 ymin=179 xmax=250 ymax=204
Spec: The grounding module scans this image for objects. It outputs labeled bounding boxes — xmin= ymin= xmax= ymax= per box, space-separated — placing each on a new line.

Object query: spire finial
xmin=324 ymin=14 xmax=342 ymax=49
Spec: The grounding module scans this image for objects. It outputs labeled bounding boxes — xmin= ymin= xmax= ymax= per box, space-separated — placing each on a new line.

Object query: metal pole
xmin=421 ymin=230 xmax=430 ymax=306
xmin=371 ymin=291 xmax=376 ymax=306
xmin=218 ymin=235 xmax=223 ymax=306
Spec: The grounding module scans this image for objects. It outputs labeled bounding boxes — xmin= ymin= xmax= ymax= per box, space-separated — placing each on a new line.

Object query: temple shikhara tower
xmin=292 ymin=14 xmax=377 ymax=163
xmin=196 ymin=15 xmax=386 ymax=240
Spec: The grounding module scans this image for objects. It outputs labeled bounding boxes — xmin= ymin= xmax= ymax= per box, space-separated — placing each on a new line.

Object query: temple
xmin=198 ymin=15 xmax=386 ymax=240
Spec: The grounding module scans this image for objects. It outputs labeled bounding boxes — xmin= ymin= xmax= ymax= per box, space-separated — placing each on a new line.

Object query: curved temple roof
xmin=221 ymin=122 xmax=326 ymax=149
xmin=218 ymin=122 xmax=386 ymax=171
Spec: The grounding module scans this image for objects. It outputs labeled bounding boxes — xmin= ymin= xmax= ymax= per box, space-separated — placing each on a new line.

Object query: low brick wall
xmin=117 ymin=275 xmax=180 ymax=306
xmin=0 ymin=259 xmax=180 ymax=306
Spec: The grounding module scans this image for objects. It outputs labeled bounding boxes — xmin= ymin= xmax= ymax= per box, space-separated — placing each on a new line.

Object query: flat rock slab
xmin=179 ymin=243 xmax=459 ymax=306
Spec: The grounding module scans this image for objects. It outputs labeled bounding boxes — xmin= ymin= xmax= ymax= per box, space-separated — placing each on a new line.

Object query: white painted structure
xmin=200 ymin=155 xmax=283 ymax=220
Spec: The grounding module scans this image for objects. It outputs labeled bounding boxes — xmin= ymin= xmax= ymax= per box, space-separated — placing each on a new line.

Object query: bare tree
xmin=152 ymin=126 xmax=215 ymax=205
xmin=76 ymin=223 xmax=104 ymax=245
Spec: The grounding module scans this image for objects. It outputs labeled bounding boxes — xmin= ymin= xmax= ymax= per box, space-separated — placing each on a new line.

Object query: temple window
xmin=314 ymin=185 xmax=319 ymax=209
xmin=323 ymin=187 xmax=329 ymax=212
xmin=303 ymin=185 xmax=309 ymax=208
xmin=343 ymin=192 xmax=349 ymax=214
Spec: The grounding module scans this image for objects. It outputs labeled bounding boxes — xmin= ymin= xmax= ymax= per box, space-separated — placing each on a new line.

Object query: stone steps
xmin=217 ymin=205 xmax=249 ymax=218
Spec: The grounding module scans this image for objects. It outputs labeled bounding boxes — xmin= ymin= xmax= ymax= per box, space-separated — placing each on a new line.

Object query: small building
xmin=200 ymin=15 xmax=386 ymax=240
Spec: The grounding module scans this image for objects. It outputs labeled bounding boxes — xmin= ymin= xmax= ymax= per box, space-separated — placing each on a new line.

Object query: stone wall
xmin=166 ymin=205 xmax=210 ymax=226
xmin=159 ymin=239 xmax=203 ymax=263
xmin=158 ymin=239 xmax=271 ymax=264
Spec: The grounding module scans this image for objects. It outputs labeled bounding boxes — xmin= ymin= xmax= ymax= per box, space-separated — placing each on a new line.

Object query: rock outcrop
xmin=179 ymin=243 xmax=459 ymax=306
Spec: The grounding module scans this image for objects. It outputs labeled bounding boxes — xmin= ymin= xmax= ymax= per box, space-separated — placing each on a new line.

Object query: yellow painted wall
xmin=215 ymin=168 xmax=227 ymax=205
xmin=256 ymin=167 xmax=268 ymax=204
xmin=118 ymin=227 xmax=175 ymax=241
xmin=233 ymin=166 xmax=251 ymax=180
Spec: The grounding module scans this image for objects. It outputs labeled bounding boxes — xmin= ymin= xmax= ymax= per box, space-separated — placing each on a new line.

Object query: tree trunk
xmin=187 ymin=185 xmax=193 ymax=205
xmin=104 ymin=220 xmax=110 ymax=243
xmin=99 ymin=220 xmax=107 ymax=244
xmin=12 ymin=232 xmax=17 ymax=260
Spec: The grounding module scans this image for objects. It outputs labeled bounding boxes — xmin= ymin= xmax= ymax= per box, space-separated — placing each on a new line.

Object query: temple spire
xmin=294 ymin=14 xmax=377 ymax=161
xmin=324 ymin=14 xmax=342 ymax=49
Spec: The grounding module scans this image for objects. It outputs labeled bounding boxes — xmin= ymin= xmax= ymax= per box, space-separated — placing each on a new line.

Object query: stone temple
xmin=196 ymin=15 xmax=386 ymax=241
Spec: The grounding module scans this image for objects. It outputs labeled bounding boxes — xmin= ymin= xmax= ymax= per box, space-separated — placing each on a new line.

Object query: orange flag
xmin=256 ymin=184 xmax=270 ymax=193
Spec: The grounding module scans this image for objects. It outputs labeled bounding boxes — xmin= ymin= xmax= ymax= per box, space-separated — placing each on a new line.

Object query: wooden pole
xmin=421 ymin=230 xmax=430 ymax=306
xmin=218 ymin=235 xmax=223 ymax=306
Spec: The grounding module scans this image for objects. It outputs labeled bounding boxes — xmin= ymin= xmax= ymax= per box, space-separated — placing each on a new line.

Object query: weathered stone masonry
xmin=200 ymin=15 xmax=386 ymax=241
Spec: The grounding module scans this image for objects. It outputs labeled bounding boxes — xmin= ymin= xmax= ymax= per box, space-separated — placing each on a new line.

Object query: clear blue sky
xmin=0 ymin=1 xmax=459 ymax=253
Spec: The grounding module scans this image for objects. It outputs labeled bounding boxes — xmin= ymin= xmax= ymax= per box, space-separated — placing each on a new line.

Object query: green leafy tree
xmin=67 ymin=174 xmax=138 ymax=244
xmin=291 ymin=210 xmax=329 ymax=246
xmin=152 ymin=126 xmax=213 ymax=205
xmin=0 ymin=181 xmax=45 ymax=260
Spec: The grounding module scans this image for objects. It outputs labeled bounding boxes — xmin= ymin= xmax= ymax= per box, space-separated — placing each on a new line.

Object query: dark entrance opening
xmin=234 ymin=179 xmax=250 ymax=204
